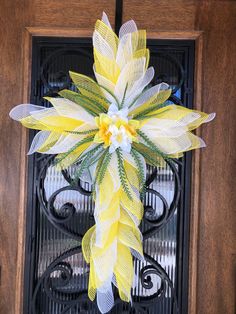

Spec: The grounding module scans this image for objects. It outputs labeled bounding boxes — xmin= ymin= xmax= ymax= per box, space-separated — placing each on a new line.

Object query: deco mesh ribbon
xmin=9 ymin=13 xmax=215 ymax=314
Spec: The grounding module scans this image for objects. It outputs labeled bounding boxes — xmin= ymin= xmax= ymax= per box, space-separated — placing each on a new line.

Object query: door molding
xmin=148 ymin=30 xmax=204 ymax=314
xmin=16 ymin=27 xmax=203 ymax=314
xmin=16 ymin=26 xmax=92 ymax=314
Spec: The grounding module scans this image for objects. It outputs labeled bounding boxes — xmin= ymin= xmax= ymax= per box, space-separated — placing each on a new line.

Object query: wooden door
xmin=0 ymin=1 xmax=235 ymax=314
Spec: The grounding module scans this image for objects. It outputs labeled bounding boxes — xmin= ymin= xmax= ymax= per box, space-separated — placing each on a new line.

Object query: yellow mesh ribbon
xmin=82 ymin=157 xmax=143 ymax=303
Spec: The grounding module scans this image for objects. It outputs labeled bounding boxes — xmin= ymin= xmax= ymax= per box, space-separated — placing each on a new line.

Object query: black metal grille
xmin=24 ymin=37 xmax=194 ymax=314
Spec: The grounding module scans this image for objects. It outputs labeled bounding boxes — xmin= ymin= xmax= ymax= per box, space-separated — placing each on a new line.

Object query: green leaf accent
xmin=69 ymin=71 xmax=121 ymax=109
xmin=58 ymin=90 xmax=102 ymax=116
xmin=132 ymin=143 xmax=164 ymax=167
xmin=71 ymin=82 xmax=110 ymax=109
xmin=131 ymin=148 xmax=146 ymax=199
xmin=97 ymin=84 xmax=120 ymax=108
xmin=119 ymin=83 xmax=128 ymax=109
xmin=72 ymin=144 xmax=103 ymax=184
xmin=116 ymin=149 xmax=133 ymax=200
xmin=129 ymin=88 xmax=172 ymax=112
xmin=137 ymin=130 xmax=169 ymax=159
xmin=95 ymin=149 xmax=112 ymax=185
xmin=128 ymin=90 xmax=147 ymax=109
xmin=54 ymin=134 xmax=95 ymax=166
xmin=133 ymin=102 xmax=169 ymax=120
xmin=69 ymin=71 xmax=111 ymax=108
xmin=64 ymin=129 xmax=98 ymax=135
xmin=76 ymin=143 xmax=103 ymax=164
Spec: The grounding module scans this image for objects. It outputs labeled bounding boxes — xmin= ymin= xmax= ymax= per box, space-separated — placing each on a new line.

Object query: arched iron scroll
xmin=31 ymin=245 xmax=93 ymax=314
xmin=133 ymin=253 xmax=178 ymax=313
xmin=32 ymin=156 xmax=181 ymax=314
xmin=36 ymin=155 xmax=92 ymax=242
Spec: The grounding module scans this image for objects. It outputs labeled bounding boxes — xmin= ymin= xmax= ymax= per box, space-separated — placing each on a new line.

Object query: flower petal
xmin=148 ymin=131 xmax=206 ymax=155
xmin=145 ymin=105 xmax=216 ymax=131
xmin=101 ymin=12 xmax=112 ymax=29
xmin=124 ymin=66 xmax=154 ymax=106
xmin=130 ymin=82 xmax=170 ymax=113
xmin=46 ymin=97 xmax=95 ymax=125
xmin=119 ymin=20 xmax=137 ymax=38
xmin=114 ymin=57 xmax=146 ymax=102
xmin=141 ymin=118 xmax=188 ymax=138
xmin=28 ymin=130 xmax=51 ymax=155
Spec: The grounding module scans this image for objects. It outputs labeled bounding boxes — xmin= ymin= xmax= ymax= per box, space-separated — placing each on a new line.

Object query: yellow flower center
xmin=94 ymin=113 xmax=140 ymax=149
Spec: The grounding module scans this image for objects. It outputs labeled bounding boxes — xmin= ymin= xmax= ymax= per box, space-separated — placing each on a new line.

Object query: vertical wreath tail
xmin=82 ymin=153 xmax=144 ymax=313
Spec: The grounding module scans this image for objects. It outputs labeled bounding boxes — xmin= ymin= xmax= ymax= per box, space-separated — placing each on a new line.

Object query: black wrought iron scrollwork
xmin=31 ymin=244 xmax=178 ymax=314
xmin=33 ymin=130 xmax=182 ymax=314
xmin=31 ymin=246 xmax=94 ymax=314
xmin=153 ymin=52 xmax=185 ymax=94
xmin=31 ymin=155 xmax=181 ymax=313
xmin=36 ymin=154 xmax=181 ymax=242
xmin=40 ymin=47 xmax=94 ymax=97
xmin=133 ymin=253 xmax=178 ymax=313
xmin=36 ymin=155 xmax=93 ymax=241
xmin=143 ymin=159 xmax=181 ymax=240
xmin=27 ymin=38 xmax=194 ymax=314
xmin=61 ymin=168 xmax=92 ymax=195
xmin=32 ymin=128 xmax=181 ymax=313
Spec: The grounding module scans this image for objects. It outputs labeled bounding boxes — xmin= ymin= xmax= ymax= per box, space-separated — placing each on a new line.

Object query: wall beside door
xmin=0 ymin=1 xmax=235 ymax=314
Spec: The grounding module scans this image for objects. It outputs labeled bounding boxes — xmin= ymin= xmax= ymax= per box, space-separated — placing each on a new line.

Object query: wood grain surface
xmin=0 ymin=2 xmax=115 ymax=314
xmin=0 ymin=1 xmax=235 ymax=314
xmin=196 ymin=2 xmax=236 ymax=314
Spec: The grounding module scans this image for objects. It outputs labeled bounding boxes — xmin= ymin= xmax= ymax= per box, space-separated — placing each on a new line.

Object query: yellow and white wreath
xmin=10 ymin=12 xmax=215 ymax=314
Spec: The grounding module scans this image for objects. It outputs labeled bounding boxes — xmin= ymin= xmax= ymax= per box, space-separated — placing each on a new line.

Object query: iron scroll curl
xmin=32 ymin=155 xmax=181 ymax=313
